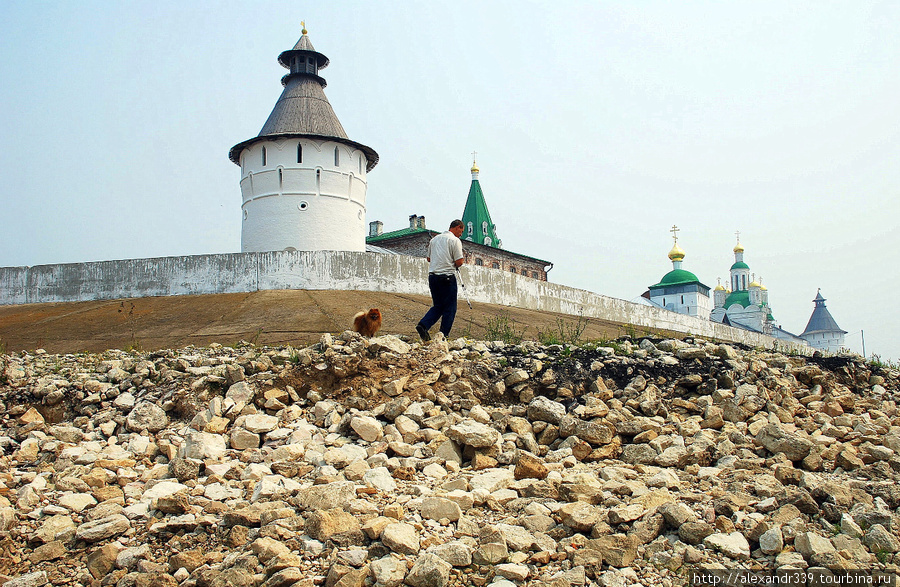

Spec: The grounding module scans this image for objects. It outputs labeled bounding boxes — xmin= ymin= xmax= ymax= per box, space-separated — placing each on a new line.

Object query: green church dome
xmin=650 ymin=268 xmax=701 ymax=289
xmin=730 ymin=261 xmax=749 ymax=270
xmin=724 ymin=290 xmax=751 ymax=308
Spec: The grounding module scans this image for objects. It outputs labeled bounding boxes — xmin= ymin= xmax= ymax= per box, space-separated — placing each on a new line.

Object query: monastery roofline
xmin=366 ymin=229 xmax=552 ymax=267
xmin=229 ymin=132 xmax=379 ymax=170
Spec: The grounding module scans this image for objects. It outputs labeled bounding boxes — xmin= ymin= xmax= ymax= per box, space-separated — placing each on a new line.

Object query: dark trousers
xmin=418 ymin=273 xmax=458 ymax=336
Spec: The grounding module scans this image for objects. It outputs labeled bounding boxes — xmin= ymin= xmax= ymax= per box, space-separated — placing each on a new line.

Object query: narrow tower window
xmin=297 ymin=143 xmax=303 ymax=163
xmin=262 ymin=147 xmax=267 ymax=166
xmin=334 ymin=146 xmax=340 ymax=166
xmin=359 ymin=155 xmax=363 ymax=174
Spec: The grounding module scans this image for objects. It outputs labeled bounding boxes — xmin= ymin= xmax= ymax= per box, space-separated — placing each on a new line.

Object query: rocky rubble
xmin=0 ymin=332 xmax=899 ymax=587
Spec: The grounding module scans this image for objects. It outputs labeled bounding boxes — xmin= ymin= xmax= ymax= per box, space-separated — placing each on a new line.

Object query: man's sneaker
xmin=416 ymin=325 xmax=431 ymax=342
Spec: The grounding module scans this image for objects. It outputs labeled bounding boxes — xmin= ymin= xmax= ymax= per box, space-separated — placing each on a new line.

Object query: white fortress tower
xmin=229 ymin=24 xmax=378 ymax=252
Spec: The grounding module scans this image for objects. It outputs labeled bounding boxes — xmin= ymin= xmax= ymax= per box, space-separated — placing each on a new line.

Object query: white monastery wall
xmin=0 ymin=251 xmax=807 ymax=352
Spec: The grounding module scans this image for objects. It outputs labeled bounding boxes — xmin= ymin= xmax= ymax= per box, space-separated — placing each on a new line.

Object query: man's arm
xmin=452 ymin=238 xmax=464 ymax=269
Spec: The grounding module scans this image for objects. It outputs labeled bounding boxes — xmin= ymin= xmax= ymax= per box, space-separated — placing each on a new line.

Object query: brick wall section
xmin=374 ymin=234 xmax=551 ymax=281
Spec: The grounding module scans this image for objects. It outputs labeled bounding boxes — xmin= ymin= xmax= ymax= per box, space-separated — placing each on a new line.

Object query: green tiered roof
xmin=461 ymin=164 xmax=500 ymax=247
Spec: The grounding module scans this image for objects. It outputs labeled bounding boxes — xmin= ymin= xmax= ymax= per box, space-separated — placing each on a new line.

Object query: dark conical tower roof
xmin=229 ymin=26 xmax=378 ymax=170
xmin=801 ymin=289 xmax=846 ymax=336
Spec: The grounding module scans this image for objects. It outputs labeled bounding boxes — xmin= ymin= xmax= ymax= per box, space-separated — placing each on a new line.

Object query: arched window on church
xmin=297 ymin=143 xmax=302 ymax=163
xmin=492 ymin=262 xmax=499 ymax=269
xmin=334 ymin=146 xmax=340 ymax=166
xmin=467 ymin=222 xmax=473 ymax=236
xmin=510 ymin=266 xmax=517 ymax=274
xmin=475 ymin=258 xmax=483 ymax=266
xmin=742 ymin=275 xmax=746 ymax=290
xmin=484 ymin=237 xmax=492 ymax=246
xmin=262 ymin=147 xmax=267 ymax=167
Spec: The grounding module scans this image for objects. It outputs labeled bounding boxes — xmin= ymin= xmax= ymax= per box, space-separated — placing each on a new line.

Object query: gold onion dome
xmin=733 ymin=242 xmax=745 ymax=253
xmin=471 ymin=162 xmax=479 ymax=173
xmin=668 ymin=243 xmax=686 ymax=261
xmin=749 ymin=280 xmax=761 ymax=288
xmin=714 ymin=284 xmax=726 ymax=291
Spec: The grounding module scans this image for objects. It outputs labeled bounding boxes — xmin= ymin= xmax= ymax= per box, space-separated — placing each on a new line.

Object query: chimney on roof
xmin=368 ymin=221 xmax=383 ymax=237
xmin=409 ymin=214 xmax=418 ymax=229
xmin=417 ymin=216 xmax=426 ymax=229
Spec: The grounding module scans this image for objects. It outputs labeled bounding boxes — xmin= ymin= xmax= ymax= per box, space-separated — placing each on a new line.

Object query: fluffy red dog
xmin=352 ymin=308 xmax=382 ymax=337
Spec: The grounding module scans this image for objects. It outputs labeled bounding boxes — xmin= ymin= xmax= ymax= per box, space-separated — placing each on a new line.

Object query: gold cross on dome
xmin=735 ymin=230 xmax=741 ymax=243
xmin=670 ymin=225 xmax=680 ymax=243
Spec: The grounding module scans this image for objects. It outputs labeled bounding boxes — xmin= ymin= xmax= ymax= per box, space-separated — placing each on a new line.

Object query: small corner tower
xmin=800 ymin=289 xmax=847 ymax=353
xmin=229 ymin=23 xmax=378 ymax=253
xmin=461 ymin=155 xmax=501 ymax=248
xmin=647 ymin=226 xmax=711 ymax=319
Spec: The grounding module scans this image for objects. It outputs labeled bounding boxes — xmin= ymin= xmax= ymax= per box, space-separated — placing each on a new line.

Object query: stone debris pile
xmin=0 ymin=333 xmax=898 ymax=587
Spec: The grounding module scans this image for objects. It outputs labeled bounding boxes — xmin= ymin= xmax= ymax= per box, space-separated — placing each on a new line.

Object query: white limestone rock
xmin=381 ymin=522 xmax=420 ymax=555
xmin=703 ymin=532 xmax=751 ymax=560
xmin=351 ymin=415 xmax=384 ymax=442
xmin=125 ymin=401 xmax=168 ymax=433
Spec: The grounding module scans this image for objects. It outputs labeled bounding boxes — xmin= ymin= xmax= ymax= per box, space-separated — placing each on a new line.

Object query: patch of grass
xmin=870 ymin=354 xmax=898 ymax=371
xmin=537 ymin=311 xmax=589 ymax=347
xmin=484 ymin=311 xmax=527 ymax=345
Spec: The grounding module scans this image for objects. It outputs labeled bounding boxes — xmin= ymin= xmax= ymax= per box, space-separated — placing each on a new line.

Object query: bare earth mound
xmin=0 ymin=290 xmax=677 ymax=354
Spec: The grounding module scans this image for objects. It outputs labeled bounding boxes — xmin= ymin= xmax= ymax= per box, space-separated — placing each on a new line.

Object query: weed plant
xmin=484 ymin=311 xmax=527 ymax=345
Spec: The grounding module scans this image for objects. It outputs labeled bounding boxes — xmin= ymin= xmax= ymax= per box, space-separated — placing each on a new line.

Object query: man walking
xmin=416 ymin=219 xmax=465 ymax=341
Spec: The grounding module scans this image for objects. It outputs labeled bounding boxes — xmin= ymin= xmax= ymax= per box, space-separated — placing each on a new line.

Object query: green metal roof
xmin=649 ymin=269 xmax=703 ymax=289
xmin=730 ymin=261 xmax=749 ymax=270
xmin=365 ymin=227 xmax=434 ymax=244
xmin=461 ymin=179 xmax=500 ymax=247
xmin=724 ymin=290 xmax=751 ymax=308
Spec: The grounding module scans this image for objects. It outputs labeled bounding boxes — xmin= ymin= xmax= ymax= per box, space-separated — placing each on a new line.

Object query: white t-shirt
xmin=427 ymin=231 xmax=464 ymax=275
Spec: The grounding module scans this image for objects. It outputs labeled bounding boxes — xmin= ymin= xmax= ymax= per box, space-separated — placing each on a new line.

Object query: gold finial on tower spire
xmin=470 ymin=150 xmax=479 ymax=174
xmin=301 ymin=21 xmax=307 ymax=35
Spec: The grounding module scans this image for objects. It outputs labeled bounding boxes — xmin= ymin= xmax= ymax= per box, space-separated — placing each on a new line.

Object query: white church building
xmin=645 ymin=227 xmax=712 ymax=319
xmin=646 ymin=231 xmax=846 ymax=351
xmin=229 ymin=25 xmax=378 ymax=253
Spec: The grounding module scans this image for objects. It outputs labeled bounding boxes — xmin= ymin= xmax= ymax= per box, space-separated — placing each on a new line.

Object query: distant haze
xmin=1 ymin=2 xmax=897 ymax=361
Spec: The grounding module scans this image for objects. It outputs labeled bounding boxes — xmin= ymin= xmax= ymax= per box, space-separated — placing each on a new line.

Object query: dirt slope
xmin=0 ymin=290 xmax=675 ymax=354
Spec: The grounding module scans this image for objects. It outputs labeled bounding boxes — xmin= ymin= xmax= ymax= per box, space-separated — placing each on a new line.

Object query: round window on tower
xmin=298 ymin=201 xmax=309 ymax=211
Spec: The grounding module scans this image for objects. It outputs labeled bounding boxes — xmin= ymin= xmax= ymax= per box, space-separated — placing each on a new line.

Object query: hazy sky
xmin=1 ymin=2 xmax=898 ymax=361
